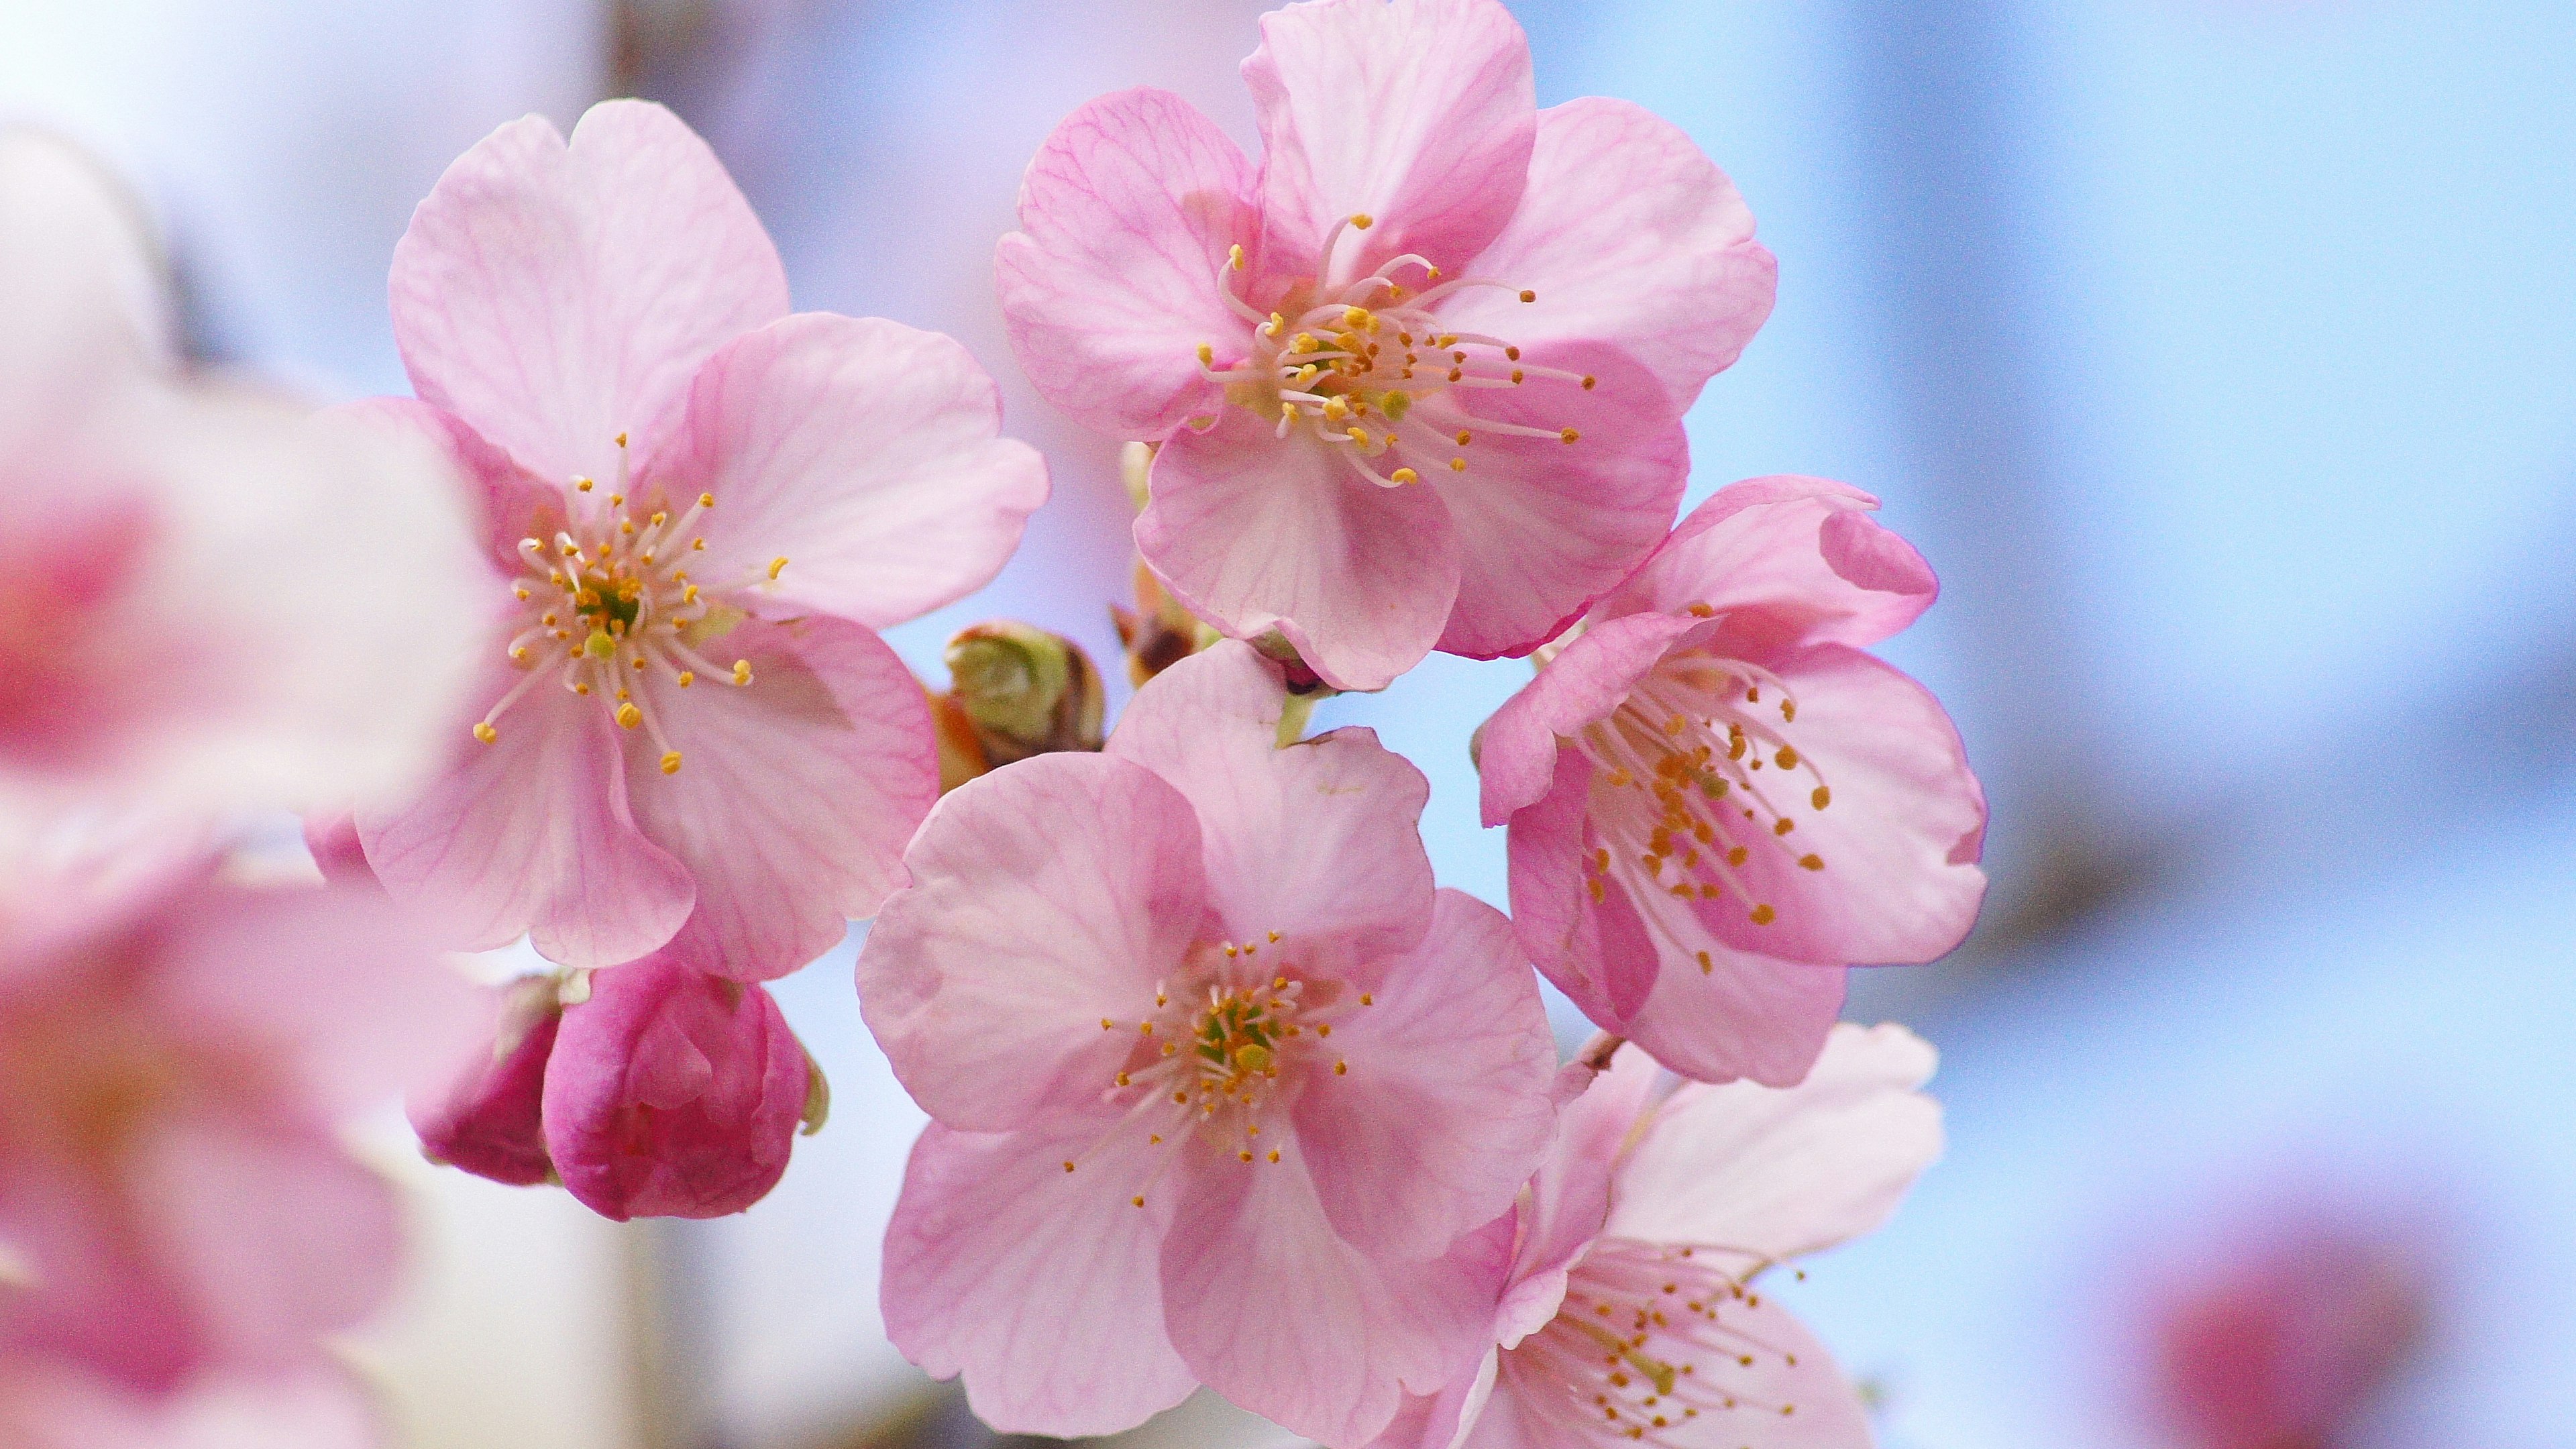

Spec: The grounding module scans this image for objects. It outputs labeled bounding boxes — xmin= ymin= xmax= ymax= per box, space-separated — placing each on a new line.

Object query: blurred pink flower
xmin=354 ymin=99 xmax=1050 ymax=979
xmin=541 ymin=952 xmax=813 ymax=1221
xmin=1477 ymin=478 xmax=1988 ymax=1085
xmin=0 ymin=130 xmax=483 ymax=828
xmin=0 ymin=843 xmax=479 ymax=1396
xmin=2149 ymin=1216 xmax=2430 ymax=1449
xmin=862 ymin=641 xmax=1557 ymax=1444
xmin=997 ymin=0 xmax=1775 ymax=691
xmin=0 ymin=1362 xmax=388 ymax=1449
xmin=410 ymin=973 xmax=562 ymax=1190
xmin=1377 ymin=1025 xmax=1941 ymax=1449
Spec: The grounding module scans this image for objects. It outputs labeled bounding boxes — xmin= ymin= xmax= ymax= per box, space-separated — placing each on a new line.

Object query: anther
xmin=1799 ymin=855 xmax=1823 ymax=871
xmin=1750 ymin=904 xmax=1777 ymax=925
xmin=767 ymin=557 xmax=788 ymax=580
xmin=731 ymin=660 xmax=753 ymax=686
xmin=473 ymin=722 xmax=498 ymax=744
xmin=1519 ymin=289 xmax=1537 ymax=302
xmin=677 ymin=670 xmax=694 ymax=688
xmin=1560 ymin=428 xmax=1580 ymax=443
xmin=576 ymin=478 xmax=594 ymax=492
xmin=1390 ymin=468 xmax=1419 ymax=484
xmin=1582 ymin=374 xmax=1598 ymax=390
xmin=1812 ymin=786 xmax=1831 ymax=810
xmin=1228 ymin=243 xmax=1245 ymax=271
xmin=660 ymin=751 xmax=683 ymax=775
xmin=616 ymin=703 xmax=642 ymax=729
xmin=1350 ymin=213 xmax=1373 ymax=229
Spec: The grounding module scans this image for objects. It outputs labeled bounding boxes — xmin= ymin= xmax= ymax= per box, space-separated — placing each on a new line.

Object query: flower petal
xmin=655 ymin=313 xmax=1048 ymax=629
xmin=0 ymin=1363 xmax=389 ymax=1449
xmin=1244 ymin=0 xmax=1536 ymax=282
xmin=996 ymin=88 xmax=1258 ymax=440
xmin=1599 ymin=476 xmax=1939 ymax=651
xmin=1293 ymin=890 xmax=1556 ymax=1260
xmin=1161 ymin=1134 xmax=1502 ymax=1446
xmin=1605 ymin=1022 xmax=1941 ymax=1262
xmin=390 ymin=100 xmax=789 ymax=491
xmin=1609 ymin=916 xmax=1847 ymax=1088
xmin=358 ymin=664 xmax=695 ymax=967
xmin=1140 ymin=411 xmax=1460 ymax=692
xmin=1501 ymin=749 xmax=1657 ymax=1028
xmin=881 ymin=1121 xmax=1195 ymax=1438
xmin=859 ymin=752 xmax=1208 ymax=1132
xmin=1692 ymin=645 xmax=1986 ymax=968
xmin=623 ymin=614 xmax=937 ymax=981
xmin=1106 ymin=641 xmax=1435 ymax=962
xmin=1487 ymin=1289 xmax=1868 ymax=1449
xmin=1427 ymin=347 xmax=1688 ymax=662
xmin=1433 ymin=98 xmax=1776 ymax=416
xmin=0 ymin=131 xmax=168 ymax=400
xmin=1477 ymin=612 xmax=1706 ymax=825
xmin=1499 ymin=1046 xmax=1663 ymax=1345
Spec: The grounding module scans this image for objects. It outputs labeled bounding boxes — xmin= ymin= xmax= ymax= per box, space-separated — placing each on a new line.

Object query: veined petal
xmin=1597 ymin=477 xmax=1939 ymax=652
xmin=1434 ymin=98 xmax=1776 ymax=416
xmin=1291 ymin=890 xmax=1555 ymax=1260
xmin=390 ymin=100 xmax=789 ymax=491
xmin=1501 ymin=749 xmax=1654 ymax=1028
xmin=996 ymin=88 xmax=1257 ymax=441
xmin=623 ymin=614 xmax=937 ymax=982
xmin=1141 ymin=411 xmax=1460 ymax=693
xmin=881 ymin=1121 xmax=1195 ymax=1438
xmin=859 ymin=753 xmax=1208 ymax=1132
xmin=1477 ymin=611 xmax=1707 ymax=827
xmin=1609 ymin=912 xmax=1847 ymax=1089
xmin=1501 ymin=1046 xmax=1663 ymax=1345
xmin=358 ymin=661 xmax=694 ymax=967
xmin=657 ymin=313 xmax=1047 ymax=630
xmin=1245 ymin=0 xmax=1536 ymax=283
xmin=1605 ymin=1022 xmax=1941 ymax=1264
xmin=1106 ymin=641 xmax=1436 ymax=964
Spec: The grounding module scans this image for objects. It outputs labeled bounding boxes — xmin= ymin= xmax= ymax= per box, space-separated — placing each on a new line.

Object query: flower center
xmin=1195 ymin=216 xmax=1597 ymax=490
xmin=1570 ymin=647 xmax=1834 ymax=937
xmin=1508 ymin=1241 xmax=1811 ymax=1444
xmin=472 ymin=437 xmax=787 ymax=777
xmin=1069 ymin=933 xmax=1373 ymax=1209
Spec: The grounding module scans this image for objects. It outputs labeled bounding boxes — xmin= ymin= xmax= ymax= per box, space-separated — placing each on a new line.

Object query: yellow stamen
xmin=660 ymin=751 xmax=684 ymax=775
xmin=473 ymin=722 xmax=498 ymax=743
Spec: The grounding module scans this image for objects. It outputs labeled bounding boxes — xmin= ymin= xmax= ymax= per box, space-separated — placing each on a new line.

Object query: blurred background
xmin=7 ymin=0 xmax=2573 ymax=1445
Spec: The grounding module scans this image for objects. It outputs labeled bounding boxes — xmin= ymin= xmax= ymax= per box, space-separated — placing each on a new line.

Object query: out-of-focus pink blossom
xmin=541 ymin=952 xmax=813 ymax=1221
xmin=861 ymin=641 xmax=1558 ymax=1444
xmin=0 ymin=129 xmax=483 ymax=830
xmin=997 ymin=0 xmax=1775 ymax=691
xmin=2149 ymin=1216 xmax=2431 ymax=1449
xmin=1478 ymin=478 xmax=1988 ymax=1085
xmin=353 ymin=99 xmax=1050 ymax=979
xmin=1376 ymin=1025 xmax=1941 ymax=1449
xmin=411 ymin=973 xmax=564 ymax=1189
xmin=0 ymin=842 xmax=480 ymax=1396
xmin=0 ymin=1362 xmax=388 ymax=1449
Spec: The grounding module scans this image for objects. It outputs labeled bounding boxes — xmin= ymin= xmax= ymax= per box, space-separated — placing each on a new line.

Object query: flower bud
xmin=941 ymin=622 xmax=1106 ymax=768
xmin=1111 ymin=561 xmax=1216 ymax=688
xmin=541 ymin=954 xmax=808 ymax=1221
xmin=409 ymin=974 xmax=561 ymax=1187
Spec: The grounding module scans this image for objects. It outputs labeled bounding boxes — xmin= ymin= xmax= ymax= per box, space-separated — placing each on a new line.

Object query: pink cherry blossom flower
xmin=0 ymin=839 xmax=480 ymax=1396
xmin=411 ymin=973 xmax=562 ymax=1189
xmin=0 ymin=1363 xmax=388 ymax=1449
xmin=1477 ymin=478 xmax=1988 ymax=1085
xmin=541 ymin=951 xmax=814 ymax=1221
xmin=0 ymin=129 xmax=483 ymax=828
xmin=1376 ymin=1024 xmax=1942 ymax=1449
xmin=997 ymin=0 xmax=1776 ymax=691
xmin=354 ymin=99 xmax=1049 ymax=978
xmin=861 ymin=641 xmax=1558 ymax=1444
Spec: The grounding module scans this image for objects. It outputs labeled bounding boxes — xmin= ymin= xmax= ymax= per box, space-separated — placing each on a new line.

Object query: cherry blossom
xmin=998 ymin=0 xmax=1775 ymax=690
xmin=1478 ymin=478 xmax=1987 ymax=1084
xmin=1375 ymin=1025 xmax=1941 ymax=1449
xmin=353 ymin=99 xmax=1049 ymax=978
xmin=861 ymin=641 xmax=1556 ymax=1444
xmin=0 ymin=839 xmax=478 ymax=1395
xmin=0 ymin=129 xmax=482 ymax=829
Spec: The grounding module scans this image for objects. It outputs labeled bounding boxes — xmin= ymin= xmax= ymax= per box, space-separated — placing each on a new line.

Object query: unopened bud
xmin=943 ymin=622 xmax=1106 ymax=767
xmin=1113 ymin=561 xmax=1220 ymax=688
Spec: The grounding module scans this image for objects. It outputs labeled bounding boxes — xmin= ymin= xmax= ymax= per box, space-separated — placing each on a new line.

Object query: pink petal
xmin=409 ymin=976 xmax=561 ymax=1188
xmin=1429 ymin=347 xmax=1689 ymax=661
xmin=1609 ymin=918 xmax=1847 ymax=1088
xmin=1365 ymin=1350 xmax=1500 ymax=1449
xmin=1499 ymin=750 xmax=1656 ymax=1027
xmin=358 ymin=661 xmax=695 ymax=968
xmin=1690 ymin=645 xmax=1986 ymax=968
xmin=1140 ymin=413 xmax=1460 ymax=692
xmin=620 ymin=614 xmax=934 ymax=981
xmin=390 ymin=100 xmax=789 ymax=492
xmin=1160 ymin=1134 xmax=1502 ymax=1446
xmin=1292 ymin=890 xmax=1556 ymax=1260
xmin=859 ymin=753 xmax=1208 ymax=1132
xmin=0 ymin=1364 xmax=390 ymax=1449
xmin=996 ymin=88 xmax=1258 ymax=441
xmin=1477 ymin=611 xmax=1707 ymax=826
xmin=655 ymin=313 xmax=1048 ymax=629
xmin=1432 ymin=99 xmax=1776 ymax=416
xmin=881 ymin=1121 xmax=1196 ymax=1437
xmin=1106 ymin=641 xmax=1435 ymax=963
xmin=1244 ymin=0 xmax=1536 ymax=282
xmin=0 ymin=131 xmax=168 ymax=396
xmin=1599 ymin=476 xmax=1939 ymax=651
xmin=1498 ymin=1046 xmax=1663 ymax=1345
xmin=543 ymin=955 xmax=808 ymax=1220
xmin=1605 ymin=1022 xmax=1941 ymax=1262
xmin=330 ymin=396 xmax=555 ymax=571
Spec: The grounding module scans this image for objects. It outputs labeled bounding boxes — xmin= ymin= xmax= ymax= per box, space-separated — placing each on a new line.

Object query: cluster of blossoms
xmin=5 ymin=0 xmax=1993 ymax=1444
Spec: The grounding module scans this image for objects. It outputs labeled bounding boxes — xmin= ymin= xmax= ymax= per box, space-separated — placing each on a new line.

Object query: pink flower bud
xmin=541 ymin=954 xmax=809 ymax=1221
xmin=409 ymin=975 xmax=563 ymax=1188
